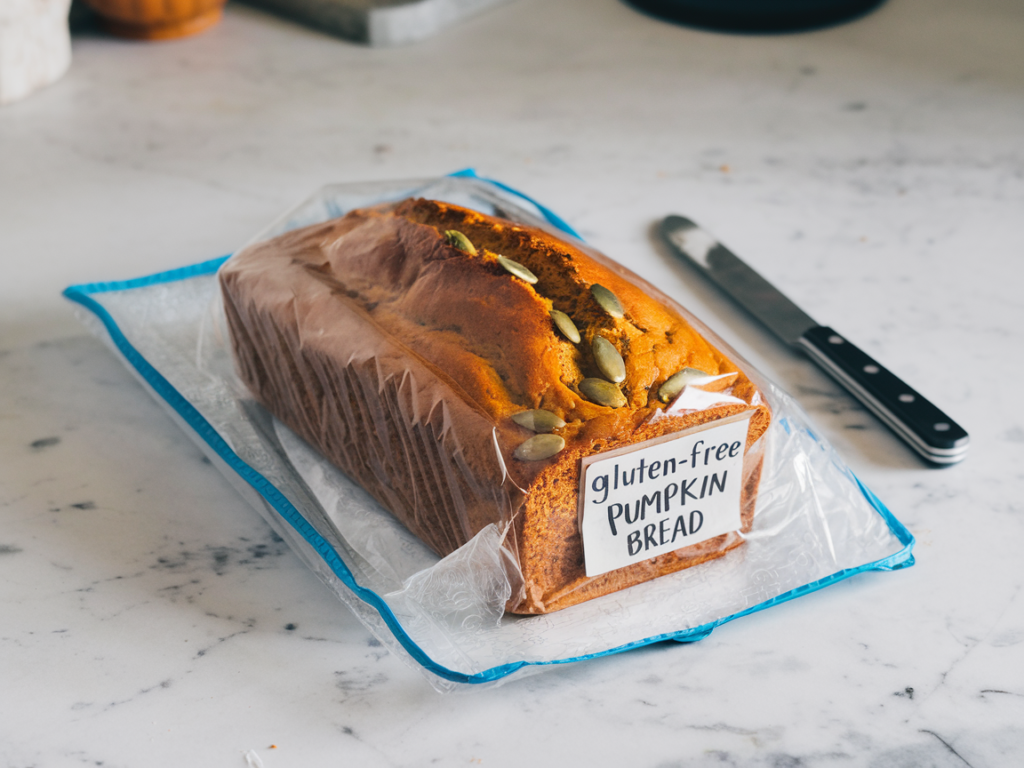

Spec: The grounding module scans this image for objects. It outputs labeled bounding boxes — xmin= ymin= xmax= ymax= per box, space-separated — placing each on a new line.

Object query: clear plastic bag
xmin=216 ymin=176 xmax=776 ymax=615
xmin=64 ymin=171 xmax=913 ymax=692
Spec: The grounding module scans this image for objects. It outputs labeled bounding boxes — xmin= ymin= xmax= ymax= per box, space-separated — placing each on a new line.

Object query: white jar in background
xmin=0 ymin=0 xmax=72 ymax=106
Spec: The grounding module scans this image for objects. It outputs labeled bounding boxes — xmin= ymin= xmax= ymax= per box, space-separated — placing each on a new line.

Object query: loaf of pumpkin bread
xmin=219 ymin=198 xmax=771 ymax=614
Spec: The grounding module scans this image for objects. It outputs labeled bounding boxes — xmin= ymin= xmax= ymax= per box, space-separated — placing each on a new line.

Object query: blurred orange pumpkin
xmin=84 ymin=0 xmax=226 ymax=40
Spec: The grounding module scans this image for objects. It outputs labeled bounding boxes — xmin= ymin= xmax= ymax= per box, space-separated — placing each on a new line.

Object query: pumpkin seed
xmin=550 ymin=309 xmax=581 ymax=344
xmin=592 ymin=336 xmax=626 ymax=383
xmin=579 ymin=378 xmax=627 ymax=408
xmin=443 ymin=230 xmax=477 ymax=254
xmin=591 ymin=284 xmax=624 ymax=318
xmin=658 ymin=367 xmax=712 ymax=402
xmin=511 ymin=409 xmax=566 ymax=433
xmin=497 ymin=255 xmax=538 ymax=284
xmin=513 ymin=434 xmax=566 ymax=461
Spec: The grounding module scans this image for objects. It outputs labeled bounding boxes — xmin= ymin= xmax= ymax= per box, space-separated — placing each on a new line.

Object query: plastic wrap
xmin=63 ymin=171 xmax=914 ymax=692
xmin=216 ymin=185 xmax=773 ymax=615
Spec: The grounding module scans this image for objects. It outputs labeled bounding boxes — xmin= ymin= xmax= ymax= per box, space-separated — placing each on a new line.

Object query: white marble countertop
xmin=3 ymin=0 xmax=1023 ymax=765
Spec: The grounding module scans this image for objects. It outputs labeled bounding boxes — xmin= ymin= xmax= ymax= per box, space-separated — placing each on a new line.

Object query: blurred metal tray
xmin=239 ymin=0 xmax=513 ymax=46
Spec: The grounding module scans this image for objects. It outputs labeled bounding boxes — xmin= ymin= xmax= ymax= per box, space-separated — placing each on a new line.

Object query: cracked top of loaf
xmin=230 ymin=198 xmax=768 ymax=466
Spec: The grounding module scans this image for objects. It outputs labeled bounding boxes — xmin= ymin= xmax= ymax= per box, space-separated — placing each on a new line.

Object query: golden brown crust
xmin=219 ymin=198 xmax=771 ymax=614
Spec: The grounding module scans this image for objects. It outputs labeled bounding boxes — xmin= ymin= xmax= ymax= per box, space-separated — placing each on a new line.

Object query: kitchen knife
xmin=660 ymin=215 xmax=969 ymax=465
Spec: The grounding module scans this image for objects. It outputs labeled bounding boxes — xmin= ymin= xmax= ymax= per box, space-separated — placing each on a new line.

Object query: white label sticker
xmin=578 ymin=412 xmax=752 ymax=578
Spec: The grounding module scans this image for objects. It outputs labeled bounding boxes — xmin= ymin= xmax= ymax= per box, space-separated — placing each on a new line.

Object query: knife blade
xmin=660 ymin=215 xmax=969 ymax=465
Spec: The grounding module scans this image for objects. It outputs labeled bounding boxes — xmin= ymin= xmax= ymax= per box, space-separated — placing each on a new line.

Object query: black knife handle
xmin=797 ymin=326 xmax=969 ymax=465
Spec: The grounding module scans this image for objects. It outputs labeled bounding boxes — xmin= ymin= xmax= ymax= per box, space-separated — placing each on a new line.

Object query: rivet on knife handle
xmin=797 ymin=327 xmax=969 ymax=464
